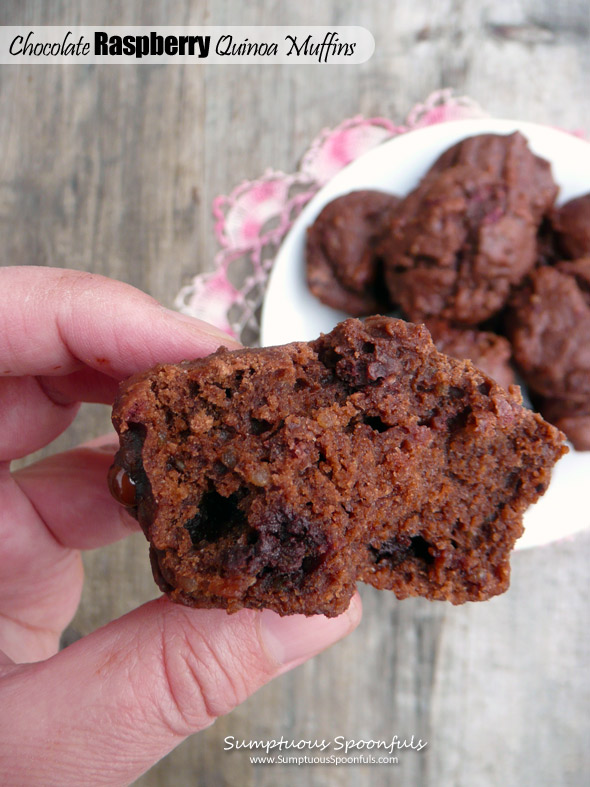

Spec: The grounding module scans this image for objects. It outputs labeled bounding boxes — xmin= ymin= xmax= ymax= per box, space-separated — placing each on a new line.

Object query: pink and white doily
xmin=175 ymin=90 xmax=487 ymax=344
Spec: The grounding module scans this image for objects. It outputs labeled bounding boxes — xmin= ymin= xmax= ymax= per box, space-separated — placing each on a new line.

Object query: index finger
xmin=0 ymin=267 xmax=239 ymax=383
xmin=0 ymin=267 xmax=240 ymax=458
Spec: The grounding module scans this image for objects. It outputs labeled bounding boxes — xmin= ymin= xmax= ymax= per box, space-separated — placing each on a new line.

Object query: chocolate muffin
xmin=429 ymin=132 xmax=558 ymax=223
xmin=380 ymin=163 xmax=539 ymax=324
xmin=550 ymin=193 xmax=590 ymax=259
xmin=507 ymin=260 xmax=590 ymax=402
xmin=379 ymin=133 xmax=557 ymax=325
xmin=538 ymin=397 xmax=590 ymax=451
xmin=110 ymin=317 xmax=565 ymax=616
xmin=305 ymin=190 xmax=398 ymax=316
xmin=425 ymin=318 xmax=515 ymax=390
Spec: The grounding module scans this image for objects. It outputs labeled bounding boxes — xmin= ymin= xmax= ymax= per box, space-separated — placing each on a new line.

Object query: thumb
xmin=0 ymin=594 xmax=362 ymax=787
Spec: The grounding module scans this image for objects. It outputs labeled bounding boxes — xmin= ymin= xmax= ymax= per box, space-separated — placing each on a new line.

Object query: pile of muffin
xmin=305 ymin=132 xmax=590 ymax=450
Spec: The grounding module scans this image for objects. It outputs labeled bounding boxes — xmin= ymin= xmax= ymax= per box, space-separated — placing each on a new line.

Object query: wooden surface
xmin=1 ymin=1 xmax=589 ymax=785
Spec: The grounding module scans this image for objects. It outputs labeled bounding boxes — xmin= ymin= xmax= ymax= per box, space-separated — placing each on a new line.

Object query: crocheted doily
xmin=175 ymin=90 xmax=487 ymax=344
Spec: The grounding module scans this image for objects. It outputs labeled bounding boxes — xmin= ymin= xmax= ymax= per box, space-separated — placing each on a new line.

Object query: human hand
xmin=0 ymin=267 xmax=362 ymax=786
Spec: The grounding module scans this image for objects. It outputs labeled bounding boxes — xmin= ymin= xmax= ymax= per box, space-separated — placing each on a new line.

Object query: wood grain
xmin=1 ymin=1 xmax=589 ymax=785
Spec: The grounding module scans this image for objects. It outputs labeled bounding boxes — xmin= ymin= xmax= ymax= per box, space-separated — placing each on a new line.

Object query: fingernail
xmin=161 ymin=307 xmax=242 ymax=348
xmin=259 ymin=593 xmax=362 ymax=671
xmin=92 ymin=441 xmax=118 ymax=454
xmin=83 ymin=435 xmax=119 ymax=453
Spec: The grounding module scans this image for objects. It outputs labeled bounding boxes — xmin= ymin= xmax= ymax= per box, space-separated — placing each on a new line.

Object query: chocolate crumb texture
xmin=111 ymin=317 xmax=566 ymax=616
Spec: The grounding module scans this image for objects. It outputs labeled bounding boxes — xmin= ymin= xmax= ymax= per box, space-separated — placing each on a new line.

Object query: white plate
xmin=261 ymin=118 xmax=590 ymax=550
